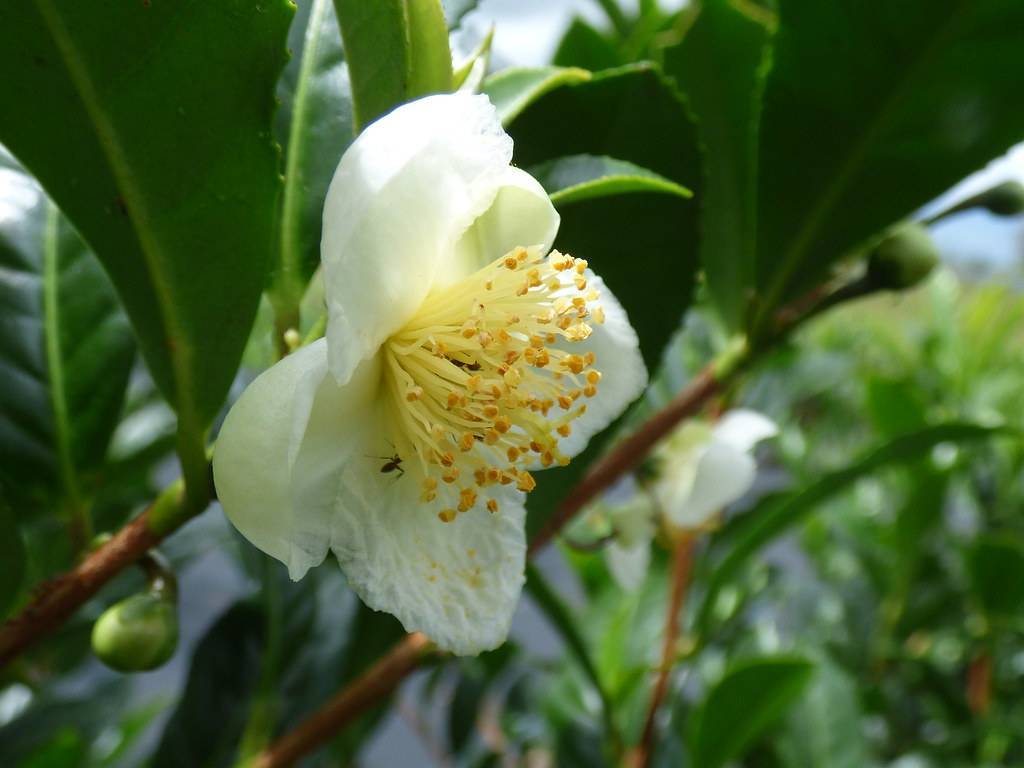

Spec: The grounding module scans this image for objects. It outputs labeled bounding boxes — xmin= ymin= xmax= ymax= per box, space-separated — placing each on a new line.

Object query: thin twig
xmin=633 ymin=535 xmax=696 ymax=768
xmin=252 ymin=632 xmax=433 ymax=768
xmin=0 ymin=475 xmax=205 ymax=670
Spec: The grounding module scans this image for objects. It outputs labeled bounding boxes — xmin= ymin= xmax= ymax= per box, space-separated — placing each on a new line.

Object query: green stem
xmin=525 ymin=563 xmax=621 ymax=750
xmin=237 ymin=559 xmax=284 ymax=763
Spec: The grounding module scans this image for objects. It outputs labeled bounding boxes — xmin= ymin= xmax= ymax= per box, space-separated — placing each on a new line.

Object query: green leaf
xmin=334 ymin=0 xmax=452 ymax=133
xmin=966 ymin=533 xmax=1024 ymax=621
xmin=774 ymin=658 xmax=871 ymax=768
xmin=554 ymin=18 xmax=623 ymax=71
xmin=445 ymin=0 xmax=479 ymax=29
xmin=153 ymin=603 xmax=265 ymax=768
xmin=696 ymin=423 xmax=1013 ymax=632
xmin=0 ymin=498 xmax=25 ymax=617
xmin=663 ymin=0 xmax=773 ymax=331
xmin=689 ymin=655 xmax=815 ymax=768
xmin=0 ymin=0 xmax=293 ymax=497
xmin=271 ymin=0 xmax=354 ymax=322
xmin=482 ymin=66 xmax=593 ymax=125
xmin=752 ymin=0 xmax=1024 ymax=335
xmin=0 ymin=150 xmax=135 ymax=545
xmin=528 ymin=154 xmax=692 ymax=207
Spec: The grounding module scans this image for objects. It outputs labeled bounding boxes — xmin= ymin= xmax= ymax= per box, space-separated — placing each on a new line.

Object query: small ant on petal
xmin=367 ymin=443 xmax=405 ymax=478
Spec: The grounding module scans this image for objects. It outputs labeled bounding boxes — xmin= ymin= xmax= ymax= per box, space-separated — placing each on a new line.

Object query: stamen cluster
xmin=381 ymin=246 xmax=605 ymax=521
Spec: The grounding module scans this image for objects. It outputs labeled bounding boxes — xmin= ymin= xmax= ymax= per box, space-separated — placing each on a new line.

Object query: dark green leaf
xmin=271 ymin=0 xmax=354 ymax=319
xmin=554 ymin=18 xmax=623 ymax=71
xmin=0 ymin=151 xmax=135 ymax=534
xmin=966 ymin=533 xmax=1024 ymax=620
xmin=334 ymin=0 xmax=452 ymax=133
xmin=0 ymin=0 xmax=293 ymax=495
xmin=663 ymin=0 xmax=773 ymax=330
xmin=688 ymin=655 xmax=815 ymax=768
xmin=752 ymin=0 xmax=1024 ymax=334
xmin=482 ymin=66 xmax=592 ymax=125
xmin=864 ymin=376 xmax=928 ymax=438
xmin=528 ymin=154 xmax=692 ymax=207
xmin=153 ymin=603 xmax=265 ymax=768
xmin=0 ymin=498 xmax=25 ymax=617
xmin=697 ymin=423 xmax=1012 ymax=632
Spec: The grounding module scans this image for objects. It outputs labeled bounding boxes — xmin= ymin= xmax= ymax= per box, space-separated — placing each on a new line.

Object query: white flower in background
xmin=594 ymin=409 xmax=776 ymax=592
xmin=654 ymin=409 xmax=778 ymax=529
xmin=213 ymin=94 xmax=647 ymax=655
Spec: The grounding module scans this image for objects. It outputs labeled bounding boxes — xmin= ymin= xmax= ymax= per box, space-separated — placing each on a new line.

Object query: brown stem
xmin=632 ymin=535 xmax=696 ymax=768
xmin=252 ymin=632 xmax=432 ymax=768
xmin=0 ymin=511 xmax=161 ymax=668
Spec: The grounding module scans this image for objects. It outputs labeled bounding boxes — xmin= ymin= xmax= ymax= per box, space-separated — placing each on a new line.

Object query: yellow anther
xmin=459 ymin=433 xmax=475 ymax=452
xmin=516 ymin=471 xmax=537 ymax=492
xmin=483 ymin=405 xmax=499 ymax=418
xmin=504 ymin=255 xmax=519 ymax=269
xmin=438 ymin=509 xmax=457 ymax=523
xmin=558 ymin=395 xmax=573 ymax=409
xmin=529 ymin=334 xmax=544 ymax=349
xmin=406 ymin=386 xmax=424 ymax=402
xmin=586 ymin=370 xmax=601 ymax=385
xmin=440 ymin=452 xmax=456 ymax=467
xmin=484 ymin=429 xmax=501 ymax=445
xmin=557 ymin=424 xmax=571 ymax=437
xmin=575 ymin=259 xmax=588 ymax=274
xmin=584 ymin=384 xmax=597 ymax=397
xmin=574 ymin=276 xmax=587 ymax=290
xmin=516 ymin=246 xmax=529 ymax=262
xmin=447 ymin=392 xmax=461 ymax=410
xmin=592 ymin=306 xmax=606 ymax=324
xmin=442 ymin=467 xmax=460 ymax=483
xmin=494 ymin=416 xmax=511 ymax=433
xmin=507 ymin=446 xmax=520 ymax=462
xmin=485 ymin=280 xmax=493 ymax=290
xmin=487 ymin=499 xmax=499 ymax=514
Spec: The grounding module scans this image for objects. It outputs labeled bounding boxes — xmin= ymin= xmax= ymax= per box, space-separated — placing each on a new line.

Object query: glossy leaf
xmin=528 ymin=154 xmax=692 ymax=207
xmin=482 ymin=66 xmax=592 ymax=125
xmin=751 ymin=0 xmax=1024 ymax=335
xmin=697 ymin=423 xmax=1012 ymax=632
xmin=0 ymin=151 xmax=135 ymax=532
xmin=689 ymin=655 xmax=815 ymax=768
xmin=334 ymin=0 xmax=452 ymax=133
xmin=0 ymin=0 xmax=293 ymax=496
xmin=271 ymin=0 xmax=354 ymax=319
xmin=663 ymin=0 xmax=773 ymax=331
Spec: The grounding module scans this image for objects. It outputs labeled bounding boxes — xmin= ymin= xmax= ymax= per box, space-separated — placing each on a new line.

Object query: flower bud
xmin=867 ymin=222 xmax=939 ymax=291
xmin=980 ymin=181 xmax=1024 ymax=216
xmin=91 ymin=590 xmax=178 ymax=672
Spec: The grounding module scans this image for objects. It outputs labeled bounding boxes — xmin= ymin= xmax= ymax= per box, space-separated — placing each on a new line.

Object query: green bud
xmin=92 ymin=591 xmax=178 ymax=673
xmin=980 ymin=181 xmax=1024 ymax=216
xmin=867 ymin=222 xmax=939 ymax=291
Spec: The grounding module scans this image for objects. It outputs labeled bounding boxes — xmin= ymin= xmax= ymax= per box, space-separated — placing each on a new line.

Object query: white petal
xmin=662 ymin=442 xmax=756 ymax=528
xmin=712 ymin=409 xmax=779 ymax=454
xmin=448 ymin=166 xmax=560 ymax=279
xmin=605 ymin=540 xmax=651 ymax=592
xmin=321 ymin=93 xmax=513 ymax=385
xmin=329 ymin=461 xmax=526 ymax=656
xmin=212 ymin=340 xmax=379 ymax=580
xmin=558 ymin=273 xmax=648 ymax=458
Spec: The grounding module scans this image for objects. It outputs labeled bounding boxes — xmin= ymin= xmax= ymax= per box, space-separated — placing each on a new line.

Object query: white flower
xmin=655 ymin=409 xmax=778 ymax=529
xmin=595 ymin=409 xmax=776 ymax=592
xmin=212 ymin=93 xmax=648 ymax=655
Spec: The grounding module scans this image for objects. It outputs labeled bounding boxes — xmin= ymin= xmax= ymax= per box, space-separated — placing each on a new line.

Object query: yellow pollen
xmin=378 ymin=245 xmax=604 ymax=518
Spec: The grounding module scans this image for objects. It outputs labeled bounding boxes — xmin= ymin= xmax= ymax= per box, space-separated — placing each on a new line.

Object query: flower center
xmin=380 ymin=245 xmax=605 ymax=522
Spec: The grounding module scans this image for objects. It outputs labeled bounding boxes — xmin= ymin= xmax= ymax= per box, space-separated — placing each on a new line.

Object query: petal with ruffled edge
xmin=329 ymin=454 xmax=527 ymax=656
xmin=212 ymin=340 xmax=380 ymax=580
xmin=321 ymin=93 xmax=514 ymax=386
xmin=663 ymin=441 xmax=756 ymax=529
xmin=556 ymin=273 xmax=648 ymax=458
xmin=712 ymin=409 xmax=778 ymax=453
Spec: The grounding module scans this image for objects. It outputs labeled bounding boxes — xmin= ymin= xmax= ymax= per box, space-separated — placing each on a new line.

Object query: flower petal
xmin=212 ymin=340 xmax=379 ymax=580
xmin=448 ymin=166 xmax=560 ymax=279
xmin=663 ymin=442 xmax=756 ymax=528
xmin=605 ymin=540 xmax=650 ymax=592
xmin=712 ymin=409 xmax=778 ymax=453
xmin=558 ymin=273 xmax=648 ymax=458
xmin=329 ymin=462 xmax=526 ymax=656
xmin=321 ymin=93 xmax=514 ymax=385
